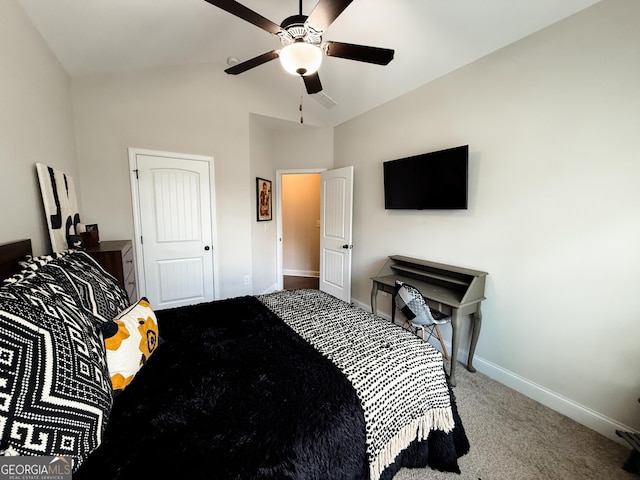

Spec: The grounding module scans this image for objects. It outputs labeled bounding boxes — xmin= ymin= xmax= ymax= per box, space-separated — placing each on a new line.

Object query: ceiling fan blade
xmin=225 ymin=50 xmax=279 ymax=74
xmin=324 ymin=41 xmax=394 ymax=65
xmin=306 ymin=0 xmax=354 ymax=33
xmin=204 ymin=0 xmax=282 ymax=35
xmin=303 ymin=72 xmax=323 ymax=94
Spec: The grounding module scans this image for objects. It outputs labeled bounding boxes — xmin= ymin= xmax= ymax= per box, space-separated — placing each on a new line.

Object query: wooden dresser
xmin=85 ymin=240 xmax=137 ymax=302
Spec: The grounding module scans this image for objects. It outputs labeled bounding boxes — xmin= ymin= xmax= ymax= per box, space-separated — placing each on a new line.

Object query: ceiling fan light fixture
xmin=279 ymin=42 xmax=322 ymax=76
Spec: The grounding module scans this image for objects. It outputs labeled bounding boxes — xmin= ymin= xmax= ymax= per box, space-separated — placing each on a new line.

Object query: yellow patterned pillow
xmin=102 ymin=297 xmax=160 ymax=392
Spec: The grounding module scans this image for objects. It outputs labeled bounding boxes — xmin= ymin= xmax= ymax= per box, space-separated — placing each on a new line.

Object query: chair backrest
xmin=394 ymin=280 xmax=437 ymax=326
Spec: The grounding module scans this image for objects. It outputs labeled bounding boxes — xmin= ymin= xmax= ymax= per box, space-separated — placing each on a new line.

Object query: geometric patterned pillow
xmin=1 ymin=270 xmax=34 ymax=285
xmin=2 ymin=251 xmax=66 ymax=285
xmin=0 ymin=272 xmax=113 ymax=472
xmin=16 ymin=251 xmax=67 ymax=270
xmin=36 ymin=252 xmax=130 ymax=325
xmin=102 ymin=298 xmax=160 ymax=393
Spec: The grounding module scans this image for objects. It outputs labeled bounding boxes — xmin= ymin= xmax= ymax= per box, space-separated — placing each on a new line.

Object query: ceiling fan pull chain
xmin=299 ymin=76 xmax=304 ymax=124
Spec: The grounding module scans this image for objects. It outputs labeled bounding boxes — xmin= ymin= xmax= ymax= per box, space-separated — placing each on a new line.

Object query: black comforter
xmin=74 ymin=295 xmax=468 ymax=479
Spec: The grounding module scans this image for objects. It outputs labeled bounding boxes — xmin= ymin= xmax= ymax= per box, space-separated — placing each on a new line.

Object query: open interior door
xmin=319 ymin=166 xmax=354 ymax=303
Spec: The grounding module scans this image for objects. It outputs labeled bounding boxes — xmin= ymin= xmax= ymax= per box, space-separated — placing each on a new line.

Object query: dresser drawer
xmin=122 ymin=244 xmax=135 ymax=281
xmin=85 ymin=240 xmax=137 ymax=303
xmin=124 ymin=262 xmax=137 ymax=302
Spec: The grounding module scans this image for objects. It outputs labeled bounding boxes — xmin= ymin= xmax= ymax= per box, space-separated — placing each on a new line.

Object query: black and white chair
xmin=394 ymin=280 xmax=450 ymax=359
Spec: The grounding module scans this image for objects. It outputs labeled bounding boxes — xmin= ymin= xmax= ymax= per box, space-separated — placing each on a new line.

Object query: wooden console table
xmin=371 ymin=255 xmax=487 ymax=386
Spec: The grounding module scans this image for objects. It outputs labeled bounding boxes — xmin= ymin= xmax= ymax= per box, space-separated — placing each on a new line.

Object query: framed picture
xmin=81 ymin=223 xmax=100 ymax=247
xmin=256 ymin=177 xmax=272 ymax=221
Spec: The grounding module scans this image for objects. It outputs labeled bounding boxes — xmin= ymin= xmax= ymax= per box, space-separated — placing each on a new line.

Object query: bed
xmin=0 ymin=239 xmax=469 ymax=479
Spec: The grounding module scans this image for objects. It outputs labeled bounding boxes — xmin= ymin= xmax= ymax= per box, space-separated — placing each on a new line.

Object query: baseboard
xmin=467 ymin=352 xmax=634 ymax=445
xmin=260 ymin=283 xmax=278 ymax=295
xmin=283 ymin=269 xmax=319 ymax=278
xmin=351 ymin=298 xmax=634 ymax=445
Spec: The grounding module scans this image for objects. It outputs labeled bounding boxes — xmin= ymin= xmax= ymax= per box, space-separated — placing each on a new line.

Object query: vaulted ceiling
xmin=18 ymin=0 xmax=600 ymax=126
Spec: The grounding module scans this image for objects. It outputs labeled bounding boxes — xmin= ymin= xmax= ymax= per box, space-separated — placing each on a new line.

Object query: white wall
xmin=0 ymin=0 xmax=77 ymax=255
xmin=334 ymin=0 xmax=640 ymax=437
xmin=70 ymin=63 xmax=306 ymax=299
xmin=272 ymin=124 xmax=333 ymax=172
xmin=249 ymin=114 xmax=276 ymax=294
xmin=71 ymin=66 xmax=333 ymax=299
xmin=248 ymin=115 xmax=333 ymax=293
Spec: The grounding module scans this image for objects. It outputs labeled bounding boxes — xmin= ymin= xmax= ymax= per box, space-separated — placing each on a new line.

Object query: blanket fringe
xmin=369 ymin=407 xmax=454 ymax=480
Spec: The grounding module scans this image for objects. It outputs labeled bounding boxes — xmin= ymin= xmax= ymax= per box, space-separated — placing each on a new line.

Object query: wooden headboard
xmin=0 ymin=239 xmax=32 ymax=281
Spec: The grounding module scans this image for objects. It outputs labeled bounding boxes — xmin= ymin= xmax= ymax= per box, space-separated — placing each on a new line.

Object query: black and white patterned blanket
xmin=0 ymin=252 xmax=130 ymax=469
xmin=258 ymin=289 xmax=454 ymax=480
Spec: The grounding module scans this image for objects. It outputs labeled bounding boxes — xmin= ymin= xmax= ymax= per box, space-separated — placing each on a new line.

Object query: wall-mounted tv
xmin=383 ymin=145 xmax=469 ymax=210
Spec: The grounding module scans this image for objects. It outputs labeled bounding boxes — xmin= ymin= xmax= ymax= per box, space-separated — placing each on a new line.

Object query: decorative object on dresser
xmin=35 ymin=163 xmax=83 ymax=252
xmin=371 ymin=255 xmax=488 ymax=387
xmin=85 ymin=240 xmax=137 ymax=302
xmin=81 ymin=223 xmax=100 ymax=247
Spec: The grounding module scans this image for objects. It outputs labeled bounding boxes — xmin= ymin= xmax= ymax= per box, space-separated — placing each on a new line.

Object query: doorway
xmin=276 ymin=169 xmax=323 ymax=291
xmin=276 ymin=166 xmax=354 ymax=303
xmin=280 ymin=172 xmax=321 ymax=290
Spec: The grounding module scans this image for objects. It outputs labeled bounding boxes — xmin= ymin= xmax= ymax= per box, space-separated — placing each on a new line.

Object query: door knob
xmin=204 ymin=246 xmax=210 ymax=251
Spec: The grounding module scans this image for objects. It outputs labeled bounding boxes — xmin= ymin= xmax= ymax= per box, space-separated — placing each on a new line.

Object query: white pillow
xmin=102 ymin=298 xmax=161 ymax=392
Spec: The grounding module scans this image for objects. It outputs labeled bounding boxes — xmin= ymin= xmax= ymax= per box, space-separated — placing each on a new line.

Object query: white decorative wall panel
xmin=323 ymin=177 xmax=346 ymax=239
xmin=157 ymin=258 xmax=204 ymax=303
xmin=322 ymin=249 xmax=344 ymax=288
xmin=153 ymin=170 xmax=201 ymax=242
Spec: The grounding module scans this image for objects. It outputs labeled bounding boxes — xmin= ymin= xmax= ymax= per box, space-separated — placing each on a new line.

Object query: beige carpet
xmin=394 ymin=362 xmax=635 ymax=480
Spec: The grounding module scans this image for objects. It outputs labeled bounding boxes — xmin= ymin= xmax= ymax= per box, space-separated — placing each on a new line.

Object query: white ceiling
xmin=17 ymin=0 xmax=600 ymax=126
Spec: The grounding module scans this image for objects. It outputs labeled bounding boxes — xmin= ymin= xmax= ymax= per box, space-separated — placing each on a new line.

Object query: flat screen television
xmin=383 ymin=145 xmax=469 ymax=210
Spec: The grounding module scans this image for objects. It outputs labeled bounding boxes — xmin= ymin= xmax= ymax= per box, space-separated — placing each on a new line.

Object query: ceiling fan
xmin=204 ymin=0 xmax=395 ymax=95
